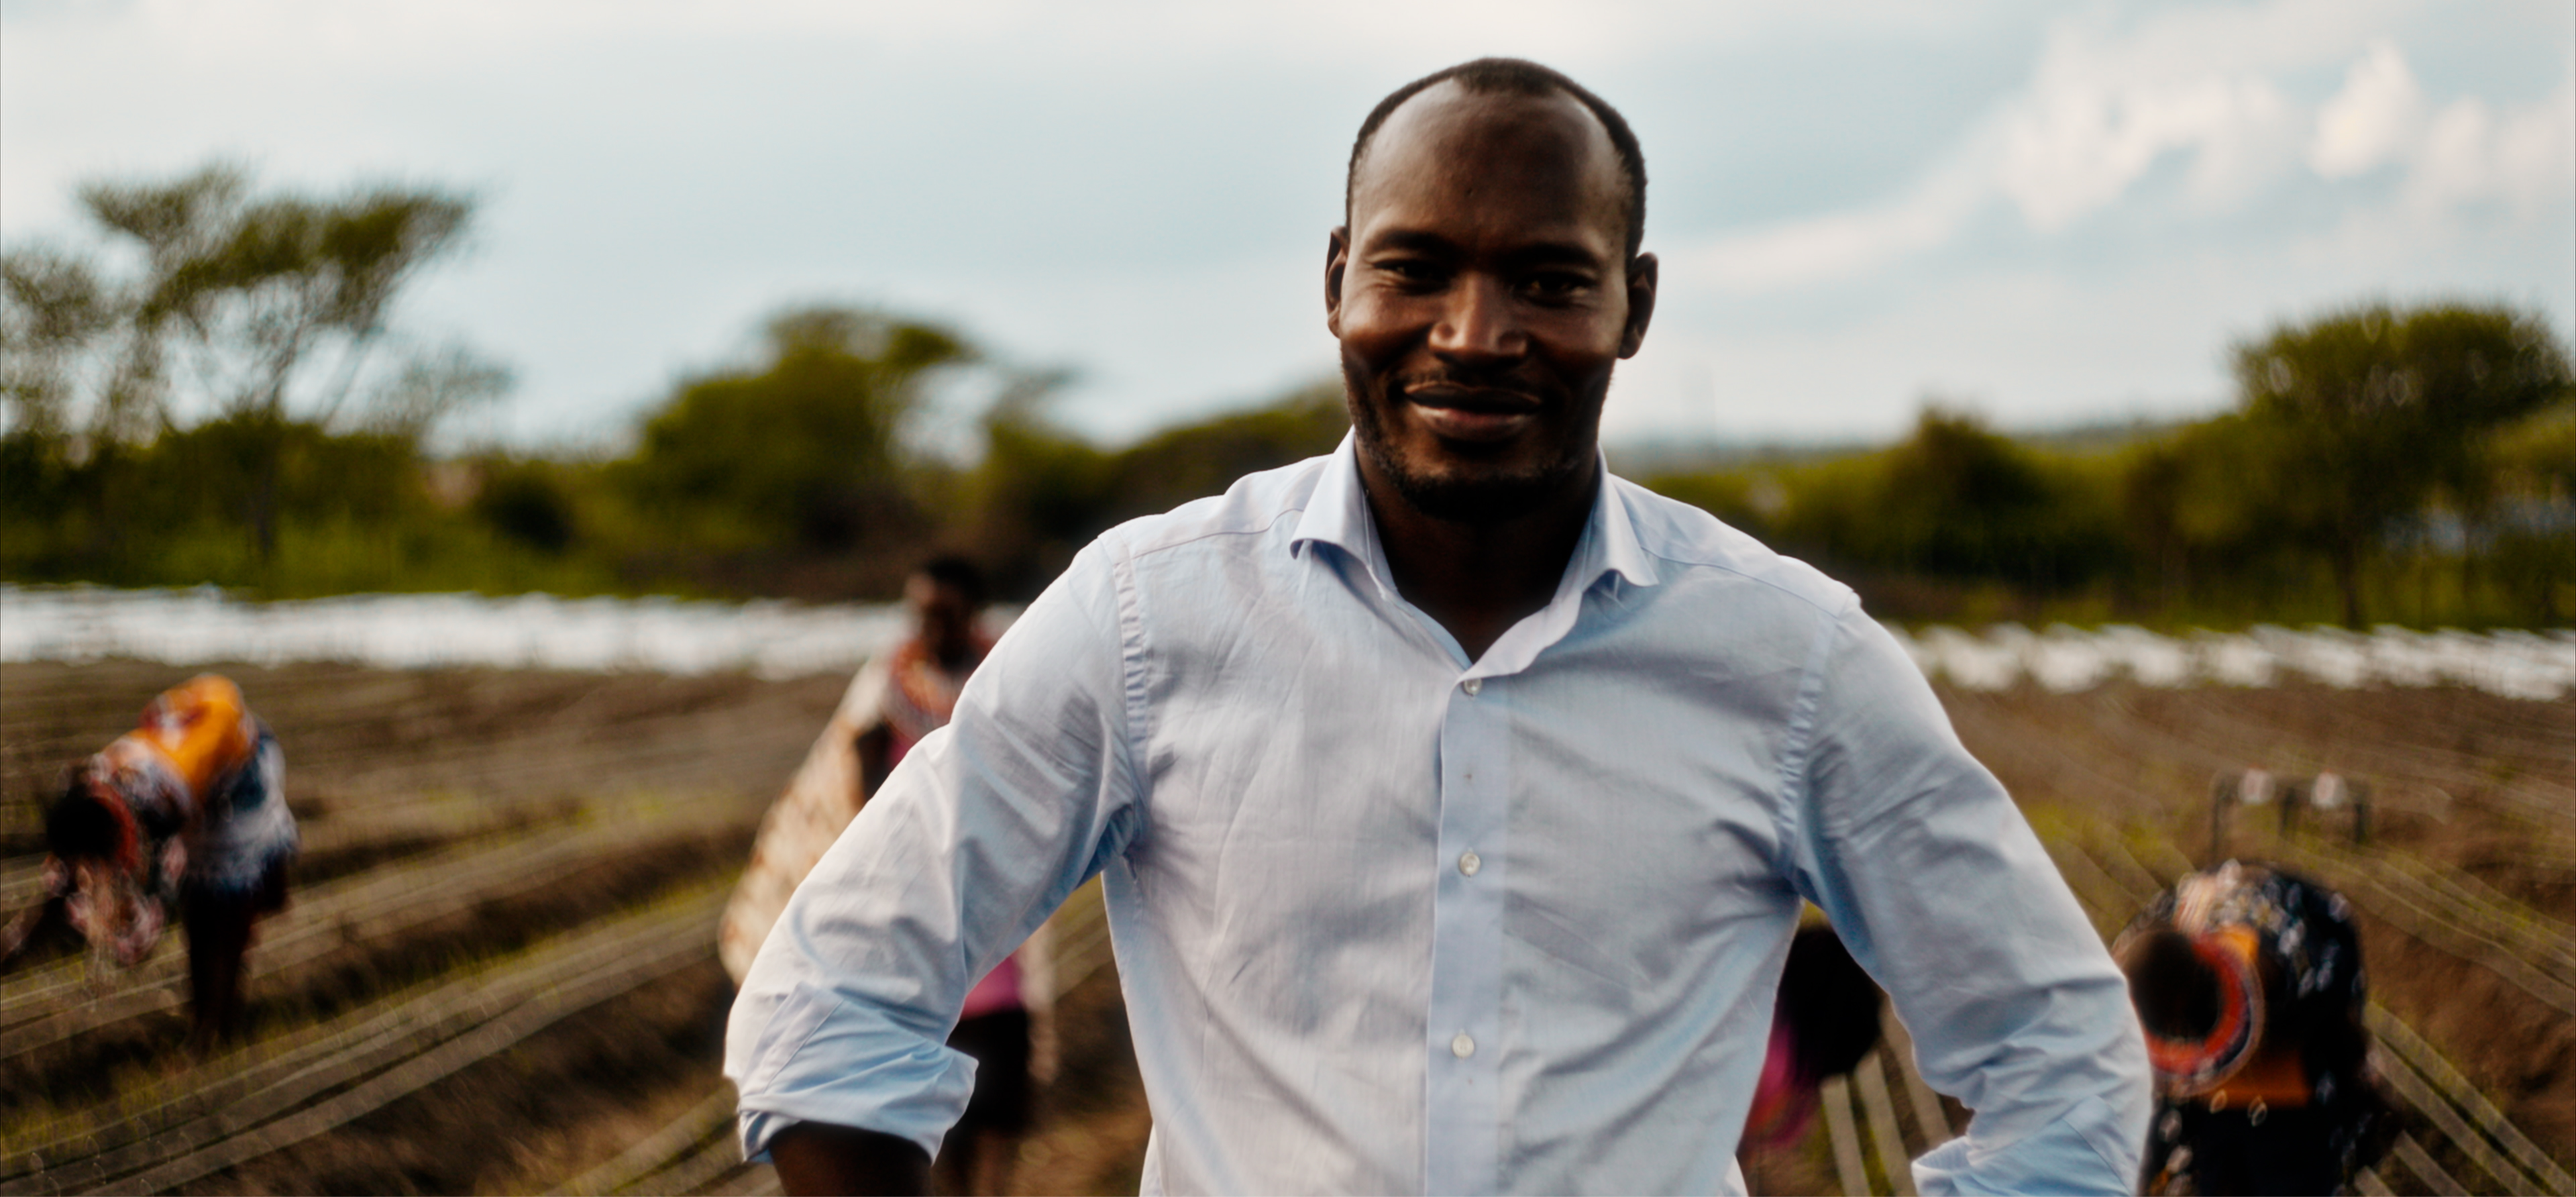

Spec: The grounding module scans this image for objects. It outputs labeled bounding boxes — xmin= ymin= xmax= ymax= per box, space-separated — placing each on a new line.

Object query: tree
xmin=2229 ymin=301 xmax=2574 ymax=626
xmin=1102 ymin=381 xmax=1348 ymax=523
xmin=2479 ymin=402 xmax=2576 ymax=622
xmin=962 ymin=380 xmax=1350 ymax=598
xmin=619 ymin=306 xmax=969 ymax=589
xmin=1870 ymin=408 xmax=2059 ymax=580
xmin=0 ymin=162 xmax=501 ymax=561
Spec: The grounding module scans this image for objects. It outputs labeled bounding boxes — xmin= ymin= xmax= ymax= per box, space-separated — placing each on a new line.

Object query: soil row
xmin=3 ymin=662 xmax=2569 ymax=1194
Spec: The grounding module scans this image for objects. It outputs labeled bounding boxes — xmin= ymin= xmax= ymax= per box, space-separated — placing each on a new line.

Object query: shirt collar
xmin=1292 ymin=434 xmax=1664 ymax=669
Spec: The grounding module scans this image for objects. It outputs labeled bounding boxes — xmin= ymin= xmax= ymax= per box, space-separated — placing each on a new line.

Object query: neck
xmin=926 ymin=635 xmax=978 ymax=671
xmin=1360 ymin=459 xmax=1597 ymax=663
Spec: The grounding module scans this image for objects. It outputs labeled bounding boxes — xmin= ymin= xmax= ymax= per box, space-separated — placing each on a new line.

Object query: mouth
xmin=1401 ymin=383 xmax=1543 ymax=443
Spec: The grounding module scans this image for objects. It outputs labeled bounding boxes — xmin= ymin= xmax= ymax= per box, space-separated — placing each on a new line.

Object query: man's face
xmin=906 ymin=576 xmax=977 ymax=659
xmin=1328 ymin=82 xmax=1656 ymax=522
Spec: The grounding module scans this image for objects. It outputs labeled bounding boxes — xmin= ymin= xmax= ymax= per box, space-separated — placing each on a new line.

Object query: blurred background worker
xmin=2118 ymin=860 xmax=2391 ymax=1196
xmin=1740 ymin=923 xmax=1887 ymax=1152
xmin=718 ymin=555 xmax=1050 ymax=1194
xmin=0 ymin=674 xmax=297 ymax=1045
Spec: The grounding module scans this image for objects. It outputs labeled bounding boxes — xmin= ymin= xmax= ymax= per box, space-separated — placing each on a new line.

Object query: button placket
xmin=1424 ymin=674 xmax=1508 ymax=1195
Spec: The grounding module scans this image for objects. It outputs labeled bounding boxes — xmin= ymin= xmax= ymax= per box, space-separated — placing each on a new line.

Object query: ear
xmin=1325 ymin=226 xmax=1351 ymax=339
xmin=1618 ymin=252 xmax=1658 ymax=360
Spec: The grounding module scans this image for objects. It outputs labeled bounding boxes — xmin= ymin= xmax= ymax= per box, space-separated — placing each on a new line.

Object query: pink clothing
xmin=1742 ymin=1015 xmax=1819 ymax=1149
xmin=959 ymin=953 xmax=1024 ymax=1020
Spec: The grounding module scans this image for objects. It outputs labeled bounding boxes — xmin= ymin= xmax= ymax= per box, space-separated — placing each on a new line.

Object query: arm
xmin=770 ymin=1123 xmax=932 ymax=1196
xmin=855 ymin=724 xmax=893 ymax=800
xmin=0 ymin=860 xmax=70 ymax=974
xmin=1784 ymin=605 xmax=2150 ymax=1196
xmin=718 ymin=658 xmax=894 ymax=983
xmin=726 ymin=543 xmax=1140 ymax=1179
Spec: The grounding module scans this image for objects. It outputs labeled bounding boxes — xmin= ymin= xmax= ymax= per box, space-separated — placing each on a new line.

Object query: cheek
xmin=1527 ymin=312 xmax=1629 ymax=368
xmin=1335 ymin=290 xmax=1426 ymax=357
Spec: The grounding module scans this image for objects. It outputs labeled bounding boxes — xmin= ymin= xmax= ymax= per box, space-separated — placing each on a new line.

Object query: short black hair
xmin=2126 ymin=929 xmax=2222 ymax=1040
xmin=917 ymin=554 xmax=987 ymax=610
xmin=1345 ymin=57 xmax=1648 ymax=260
xmin=46 ymin=777 xmax=134 ymax=866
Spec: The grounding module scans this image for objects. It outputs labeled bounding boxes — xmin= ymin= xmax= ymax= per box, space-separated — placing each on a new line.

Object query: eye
xmin=1523 ymin=271 xmax=1593 ymax=301
xmin=1373 ymin=257 xmax=1446 ymax=286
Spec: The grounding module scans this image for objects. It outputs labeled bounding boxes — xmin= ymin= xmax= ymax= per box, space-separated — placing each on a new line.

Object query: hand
xmin=1 ymin=889 xmax=69 ymax=974
xmin=770 ymin=1122 xmax=932 ymax=1196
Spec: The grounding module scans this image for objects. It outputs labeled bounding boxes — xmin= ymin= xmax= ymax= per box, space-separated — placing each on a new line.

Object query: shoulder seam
xmin=1109 ymin=501 xmax=1309 ymax=564
xmin=1611 ymin=480 xmax=1856 ymax=618
xmin=1638 ymin=544 xmax=1859 ymax=619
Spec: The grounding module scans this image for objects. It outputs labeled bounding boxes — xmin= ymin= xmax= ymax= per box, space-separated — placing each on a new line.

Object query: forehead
xmin=908 ymin=575 xmax=969 ymax=601
xmin=1349 ymin=82 xmax=1626 ymax=252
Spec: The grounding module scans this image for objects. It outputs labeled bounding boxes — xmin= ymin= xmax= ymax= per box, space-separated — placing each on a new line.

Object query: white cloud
xmin=1679 ymin=2 xmax=2347 ymax=291
xmin=2408 ymin=80 xmax=2576 ymax=217
xmin=1998 ymin=70 xmax=2306 ymax=230
xmin=2307 ymin=38 xmax=2575 ymax=219
xmin=1982 ymin=0 xmax=2400 ymax=233
xmin=2310 ymin=39 xmax=2425 ymax=177
xmin=1682 ymin=164 xmax=1985 ymax=293
xmin=1674 ymin=0 xmax=2570 ymax=300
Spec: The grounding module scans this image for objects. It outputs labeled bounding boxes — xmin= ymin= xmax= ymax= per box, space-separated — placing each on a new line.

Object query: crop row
xmin=2 ymin=890 xmax=724 ymax=1195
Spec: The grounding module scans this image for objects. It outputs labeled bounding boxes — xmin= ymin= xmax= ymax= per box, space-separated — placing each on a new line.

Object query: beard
xmin=1341 ymin=352 xmax=1607 ymax=524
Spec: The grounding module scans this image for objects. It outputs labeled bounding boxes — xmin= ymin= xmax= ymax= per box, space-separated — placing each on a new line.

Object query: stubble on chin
xmin=1340 ymin=356 xmax=1601 ymax=525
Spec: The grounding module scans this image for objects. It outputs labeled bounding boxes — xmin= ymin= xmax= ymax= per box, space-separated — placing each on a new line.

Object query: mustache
xmin=1391 ymin=371 xmax=1552 ymax=409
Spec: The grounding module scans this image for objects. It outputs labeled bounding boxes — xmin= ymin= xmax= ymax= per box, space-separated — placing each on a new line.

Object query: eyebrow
xmin=1362 ymin=228 xmax=1609 ymax=267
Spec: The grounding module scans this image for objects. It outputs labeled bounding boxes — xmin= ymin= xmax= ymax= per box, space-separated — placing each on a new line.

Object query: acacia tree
xmin=2229 ymin=301 xmax=2573 ymax=627
xmin=0 ymin=163 xmax=502 ymax=561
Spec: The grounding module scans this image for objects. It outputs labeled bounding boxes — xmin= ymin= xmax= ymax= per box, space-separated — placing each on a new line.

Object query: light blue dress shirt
xmin=727 ymin=437 xmax=2149 ymax=1194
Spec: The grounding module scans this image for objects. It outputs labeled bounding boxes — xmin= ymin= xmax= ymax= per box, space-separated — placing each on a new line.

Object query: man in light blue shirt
xmin=727 ymin=57 xmax=2149 ymax=1194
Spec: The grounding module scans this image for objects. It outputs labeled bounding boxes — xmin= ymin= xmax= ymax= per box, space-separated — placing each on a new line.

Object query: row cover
xmin=4 ymin=586 xmax=2571 ymax=700
xmin=1888 ymin=622 xmax=2576 ymax=700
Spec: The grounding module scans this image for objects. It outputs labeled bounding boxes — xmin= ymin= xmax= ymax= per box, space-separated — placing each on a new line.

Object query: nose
xmin=1428 ymin=274 xmax=1526 ymax=364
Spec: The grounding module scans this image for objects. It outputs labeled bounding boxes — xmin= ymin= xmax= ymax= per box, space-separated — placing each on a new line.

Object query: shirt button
xmin=1451 ymin=1032 xmax=1476 ymax=1059
xmin=1461 ymin=678 xmax=1483 ymax=696
xmin=1458 ymin=849 xmax=1481 ymax=877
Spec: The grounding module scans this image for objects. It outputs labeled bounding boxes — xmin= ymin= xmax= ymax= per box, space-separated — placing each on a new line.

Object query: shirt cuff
xmin=1913 ymin=1094 xmax=2144 ymax=1196
xmin=738 ymin=1108 xmax=799 ymax=1163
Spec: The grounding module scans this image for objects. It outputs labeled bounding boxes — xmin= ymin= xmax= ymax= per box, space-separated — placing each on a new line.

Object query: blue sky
xmin=3 ymin=0 xmax=2569 ymax=453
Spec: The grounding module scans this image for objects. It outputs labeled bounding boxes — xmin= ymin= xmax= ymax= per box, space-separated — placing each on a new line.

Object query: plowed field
xmin=2 ymin=661 xmax=2568 ymax=1195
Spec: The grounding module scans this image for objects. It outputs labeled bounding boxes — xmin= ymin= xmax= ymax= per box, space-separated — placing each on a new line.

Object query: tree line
xmin=5 ymin=164 xmax=2571 ymax=627
xmin=1646 ymin=301 xmax=2575 ymax=629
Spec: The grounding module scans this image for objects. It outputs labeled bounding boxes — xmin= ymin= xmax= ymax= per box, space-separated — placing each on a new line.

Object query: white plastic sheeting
xmin=0 ymin=584 xmax=913 ymax=680
xmin=3 ymin=585 xmax=2570 ymax=699
xmin=1883 ymin=621 xmax=2576 ymax=700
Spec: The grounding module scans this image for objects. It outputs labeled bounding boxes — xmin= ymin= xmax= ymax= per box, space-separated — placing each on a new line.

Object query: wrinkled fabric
xmin=728 ymin=436 xmax=2149 ymax=1195
xmin=720 ymin=635 xmax=1046 ymax=1006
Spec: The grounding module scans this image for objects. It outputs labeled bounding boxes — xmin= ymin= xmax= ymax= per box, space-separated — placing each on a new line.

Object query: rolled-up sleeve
xmin=1782 ymin=603 xmax=2151 ymax=1196
xmin=725 ymin=541 xmax=1142 ymax=1161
